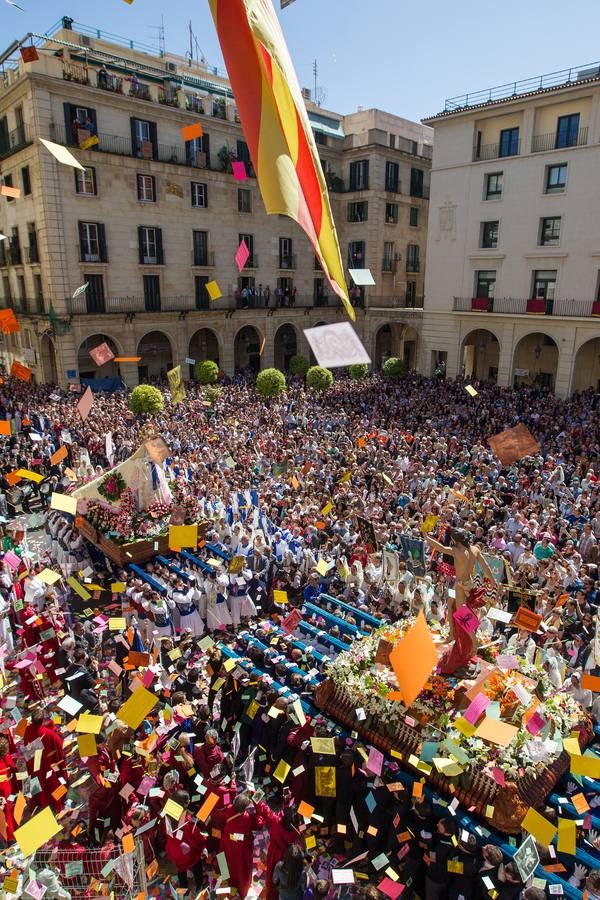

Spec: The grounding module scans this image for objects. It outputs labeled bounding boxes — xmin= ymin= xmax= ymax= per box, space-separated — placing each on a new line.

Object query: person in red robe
xmin=22 ymin=709 xmax=67 ymax=812
xmin=264 ymin=799 xmax=302 ymax=900
xmin=193 ymin=728 xmax=224 ymax=778
xmin=164 ymin=789 xmax=206 ymax=892
xmin=219 ymin=793 xmax=272 ymax=898
xmin=0 ymin=736 xmax=17 ymax=842
xmin=88 ymin=723 xmax=131 ymax=842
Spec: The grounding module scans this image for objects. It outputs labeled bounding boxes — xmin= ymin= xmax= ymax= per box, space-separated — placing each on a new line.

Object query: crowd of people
xmin=0 ymin=369 xmax=599 ymax=898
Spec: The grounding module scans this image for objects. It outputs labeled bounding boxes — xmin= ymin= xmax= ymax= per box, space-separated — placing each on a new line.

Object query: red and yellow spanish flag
xmin=208 ymin=0 xmax=353 ymax=320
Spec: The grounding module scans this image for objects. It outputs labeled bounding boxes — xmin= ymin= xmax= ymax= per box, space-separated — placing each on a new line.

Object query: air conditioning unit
xmin=166 ymin=62 xmax=177 ymax=74
xmin=80 ymin=35 xmax=93 ymax=48
xmin=301 ymin=87 xmax=311 ymax=102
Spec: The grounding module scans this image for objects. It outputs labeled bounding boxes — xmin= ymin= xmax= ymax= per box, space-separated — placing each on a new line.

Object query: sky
xmin=1 ymin=0 xmax=600 ymax=123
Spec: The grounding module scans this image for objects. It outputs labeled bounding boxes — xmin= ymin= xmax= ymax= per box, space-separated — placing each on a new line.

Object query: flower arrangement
xmin=98 ymin=472 xmax=126 ymax=502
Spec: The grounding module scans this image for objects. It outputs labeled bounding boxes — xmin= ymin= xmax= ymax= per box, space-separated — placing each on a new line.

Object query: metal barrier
xmin=33 ymin=842 xmax=146 ymax=899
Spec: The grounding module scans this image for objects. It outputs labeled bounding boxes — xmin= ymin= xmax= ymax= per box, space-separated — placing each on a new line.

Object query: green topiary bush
xmin=128 ymin=384 xmax=164 ymax=414
xmin=348 ymin=363 xmax=369 ymax=380
xmin=382 ymin=356 xmax=406 ymax=379
xmin=288 ymin=354 xmax=310 ymax=376
xmin=306 ymin=365 xmax=333 ymax=392
xmin=256 ymin=368 xmax=286 ymax=398
xmin=202 ymin=385 xmax=223 ymax=404
xmin=195 ymin=359 xmax=219 ymax=384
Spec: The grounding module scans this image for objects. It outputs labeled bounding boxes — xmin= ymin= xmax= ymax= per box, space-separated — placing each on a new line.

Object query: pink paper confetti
xmin=366 ymin=746 xmax=384 ymax=776
xmin=76 ymin=386 xmax=94 ymax=421
xmin=234 ymin=239 xmax=250 ymax=272
xmin=464 ymin=692 xmax=490 ymax=725
xmin=378 ymin=877 xmax=405 ymax=899
xmin=525 ymin=710 xmax=546 ymax=736
xmin=231 ymin=160 xmax=247 ymax=181
xmin=2 ymin=550 xmax=21 ymax=570
xmin=453 ymin=605 xmax=479 ymax=634
xmin=89 ymin=342 xmax=115 ymax=366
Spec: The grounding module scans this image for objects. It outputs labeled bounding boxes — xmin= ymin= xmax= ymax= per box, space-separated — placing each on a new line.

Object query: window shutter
xmin=78 ymin=222 xmax=86 ymax=261
xmin=98 ymin=224 xmax=107 ymax=263
xmin=91 ymin=167 xmax=97 ymax=195
xmin=151 ymin=175 xmax=156 ymax=200
xmin=73 ymin=168 xmax=80 ymax=193
xmin=185 ymin=139 xmax=193 ymax=166
xmin=202 ymin=132 xmax=210 ymax=167
xmin=64 ymin=103 xmax=76 ymax=145
xmin=149 ymin=122 xmax=158 ymax=160
xmin=130 ymin=118 xmax=138 ymax=156
xmin=138 ymin=225 xmax=144 ymax=264
xmin=136 ymin=174 xmax=142 ymax=200
xmin=156 ymin=227 xmax=164 ymax=264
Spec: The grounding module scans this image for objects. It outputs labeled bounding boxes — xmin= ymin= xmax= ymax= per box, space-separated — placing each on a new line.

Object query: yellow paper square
xmin=557 ymin=817 xmax=576 ymax=855
xmin=15 ymin=468 xmax=45 ymax=483
xmin=321 ymin=501 xmax=333 ymax=517
xmin=169 ymin=524 xmax=198 ymax=550
xmin=521 ymin=807 xmax=557 ymax=846
xmin=109 ymin=618 xmax=127 ymax=630
xmin=111 ymin=582 xmax=126 ymax=593
xmin=66 ymin=577 xmax=91 ymax=600
xmin=305 ymin=835 xmax=316 ymax=850
xmin=14 ymin=806 xmax=61 ymax=857
xmin=76 ymin=713 xmax=103 ymax=735
xmin=563 ymin=737 xmax=581 ymax=756
xmin=454 ymin=716 xmax=476 ymax=737
xmin=117 ymin=686 xmax=158 ymax=730
xmin=77 ymin=733 xmax=98 ymax=756
xmin=38 ymin=568 xmax=62 ymax=585
xmin=273 ymin=589 xmax=288 ymax=604
xmin=206 ymin=280 xmax=222 ymax=301
xmin=315 ymin=559 xmax=329 ymax=576
xmin=163 ymin=798 xmax=184 ymax=821
xmin=50 ymin=492 xmax=78 ymax=514
xmin=273 ymin=759 xmax=291 ymax=783
xmin=465 ymin=385 xmax=478 ymax=397
xmin=570 ymin=753 xmax=600 ymax=778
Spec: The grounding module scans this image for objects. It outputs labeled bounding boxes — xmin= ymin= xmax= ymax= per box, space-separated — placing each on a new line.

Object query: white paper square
xmin=348 ymin=268 xmax=376 ymax=286
xmin=303 ymin=322 xmax=371 ymax=369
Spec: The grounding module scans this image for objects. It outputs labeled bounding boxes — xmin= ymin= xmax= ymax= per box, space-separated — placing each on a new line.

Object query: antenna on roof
xmin=149 ymin=14 xmax=165 ymax=56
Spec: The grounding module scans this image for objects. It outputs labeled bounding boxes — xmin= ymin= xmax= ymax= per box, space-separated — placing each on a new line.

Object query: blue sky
xmin=1 ymin=0 xmax=600 ymax=122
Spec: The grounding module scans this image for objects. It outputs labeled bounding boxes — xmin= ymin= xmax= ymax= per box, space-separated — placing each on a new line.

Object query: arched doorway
xmin=308 ymin=322 xmax=327 ymax=366
xmin=374 ymin=323 xmax=408 ymax=368
xmin=234 ymin=325 xmax=262 ymax=373
xmin=462 ymin=329 xmax=500 ymax=382
xmin=512 ymin=332 xmax=558 ymax=390
xmin=77 ymin=334 xmax=121 ymax=380
xmin=137 ymin=331 xmax=173 ymax=382
xmin=274 ymin=324 xmax=297 ymax=371
xmin=571 ymin=337 xmax=600 ymax=394
xmin=40 ymin=333 xmax=58 ymax=384
xmin=189 ymin=329 xmax=220 ymax=379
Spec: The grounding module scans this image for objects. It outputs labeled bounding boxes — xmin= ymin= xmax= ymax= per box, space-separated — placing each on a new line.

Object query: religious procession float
xmin=316 ymin=619 xmax=594 ymax=833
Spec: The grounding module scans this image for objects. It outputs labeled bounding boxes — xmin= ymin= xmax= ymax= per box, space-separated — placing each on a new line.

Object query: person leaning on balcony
xmin=97 ymin=65 xmax=108 ymax=88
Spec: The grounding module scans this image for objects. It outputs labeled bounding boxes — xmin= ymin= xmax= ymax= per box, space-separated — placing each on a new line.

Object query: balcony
xmin=191 ymin=250 xmax=215 ymax=267
xmin=406 ymin=262 xmax=420 ymax=273
xmin=278 ymin=255 xmax=296 ymax=270
xmin=368 ymin=295 xmax=424 ymax=310
xmin=473 ymin=141 xmax=520 ymax=162
xmin=62 ymin=61 xmax=89 ymax=85
xmin=159 ymin=87 xmax=180 ymax=108
xmin=382 ymin=257 xmax=396 ymax=272
xmin=129 ymin=82 xmax=153 ymax=102
xmin=49 ymin=124 xmax=212 ymax=170
xmin=531 ymin=126 xmax=588 ymax=153
xmin=66 ymin=293 xmax=343 ymax=315
xmin=0 ymin=296 xmax=44 ymax=315
xmin=5 ymin=245 xmax=22 ymax=266
xmin=26 ymin=244 xmax=39 ymax=264
xmin=96 ymin=72 xmax=123 ymax=94
xmin=453 ymin=296 xmax=600 ymax=317
xmin=0 ymin=124 xmax=31 ymax=161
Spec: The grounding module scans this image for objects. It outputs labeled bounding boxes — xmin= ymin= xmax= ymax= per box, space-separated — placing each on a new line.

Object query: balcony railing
xmin=191 ymin=250 xmax=215 ymax=267
xmin=278 ymin=255 xmax=296 ymax=270
xmin=96 ymin=72 xmax=123 ymax=94
xmin=382 ymin=257 xmax=396 ymax=272
xmin=0 ymin=296 xmax=44 ymax=315
xmin=531 ymin=126 xmax=588 ymax=153
xmin=406 ymin=262 xmax=420 ymax=273
xmin=368 ymin=295 xmax=424 ymax=310
xmin=129 ymin=82 xmax=152 ymax=102
xmin=453 ymin=296 xmax=600 ymax=317
xmin=62 ymin=61 xmax=89 ymax=85
xmin=0 ymin=124 xmax=31 ymax=160
xmin=473 ymin=141 xmax=521 ymax=162
xmin=49 ymin=124 xmax=212 ymax=170
xmin=66 ymin=293 xmax=348 ymax=316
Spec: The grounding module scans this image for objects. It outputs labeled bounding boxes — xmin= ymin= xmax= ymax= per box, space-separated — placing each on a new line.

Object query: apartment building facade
xmin=0 ymin=18 xmax=431 ymax=387
xmin=421 ymin=62 xmax=600 ymax=397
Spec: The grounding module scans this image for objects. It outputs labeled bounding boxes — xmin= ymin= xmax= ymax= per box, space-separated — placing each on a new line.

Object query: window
xmin=238 ymin=233 xmax=254 ymax=267
xmin=27 ymin=224 xmax=38 ymax=263
xmin=406 ymin=280 xmax=417 ymax=306
xmin=9 ymin=227 xmax=20 ymax=265
xmin=314 ymin=254 xmax=322 ymax=271
xmin=78 ymin=221 xmax=107 ymax=262
xmin=545 ymin=163 xmax=567 ymax=194
xmin=385 ymin=161 xmax=400 ymax=192
xmin=314 ymin=131 xmax=327 ymax=146
xmin=143 ymin=274 xmax=161 ymax=312
xmin=75 ymin=166 xmax=97 ymax=196
xmin=348 ymin=240 xmax=365 ymax=267
xmin=499 ymin=127 xmax=519 ymax=157
xmin=192 ymin=230 xmax=209 ymax=266
xmin=238 ymin=188 xmax=251 ymax=213
xmin=137 ymin=174 xmax=156 ymax=202
xmin=349 ymin=160 xmax=369 ymax=191
xmin=539 ymin=216 xmax=561 ymax=246
xmin=410 ymin=167 xmax=424 ymax=198
xmin=2 ymin=174 xmax=14 ymax=202
xmin=236 ymin=139 xmax=253 ymax=175
xmin=481 ymin=221 xmax=499 ymax=249
xmin=17 ymin=275 xmax=25 ymax=300
xmin=556 ymin=113 xmax=580 ymax=149
xmin=185 ymin=133 xmax=210 ymax=168
xmin=2 ymin=275 xmax=11 ymax=301
xmin=63 ymin=103 xmax=97 ymax=146
xmin=130 ymin=117 xmax=157 ymax=159
xmin=348 ymin=201 xmax=368 ymax=222
xmin=14 ymin=105 xmax=24 ymax=145
xmin=83 ymin=274 xmax=105 ymax=313
xmin=485 ymin=172 xmax=503 ymax=200
xmin=138 ymin=226 xmax=164 ymax=265
xmin=191 ymin=182 xmax=207 ymax=208
xmin=389 ymin=134 xmax=396 ymax=149
xmin=195 ymin=275 xmax=210 ymax=310
xmin=406 ymin=244 xmax=420 ymax=272
xmin=279 ymin=237 xmax=293 ymax=269
xmin=409 ymin=207 xmax=419 ymax=227
xmin=33 ymin=273 xmax=42 ymax=301
xmin=532 ymin=269 xmax=557 ymax=300
xmin=475 ymin=270 xmax=496 ymax=298
xmin=21 ymin=166 xmax=31 ymax=196
xmin=385 ymin=203 xmax=398 ymax=224
xmin=382 ymin=242 xmax=395 ymax=271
